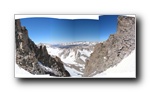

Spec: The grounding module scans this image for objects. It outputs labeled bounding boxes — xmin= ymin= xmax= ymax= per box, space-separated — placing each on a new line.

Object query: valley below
xmin=38 ymin=42 xmax=98 ymax=77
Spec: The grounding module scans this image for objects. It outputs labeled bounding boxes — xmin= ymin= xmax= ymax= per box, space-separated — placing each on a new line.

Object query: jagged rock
xmin=15 ymin=19 xmax=70 ymax=77
xmin=83 ymin=16 xmax=135 ymax=77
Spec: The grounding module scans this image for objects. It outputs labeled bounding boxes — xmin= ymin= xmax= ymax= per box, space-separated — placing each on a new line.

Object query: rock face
xmin=83 ymin=16 xmax=136 ymax=77
xmin=15 ymin=19 xmax=70 ymax=77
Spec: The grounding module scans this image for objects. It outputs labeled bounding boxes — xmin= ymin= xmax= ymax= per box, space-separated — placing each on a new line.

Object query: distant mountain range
xmin=37 ymin=41 xmax=98 ymax=76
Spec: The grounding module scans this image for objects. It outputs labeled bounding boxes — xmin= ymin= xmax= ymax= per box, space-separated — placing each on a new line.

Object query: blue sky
xmin=20 ymin=15 xmax=118 ymax=44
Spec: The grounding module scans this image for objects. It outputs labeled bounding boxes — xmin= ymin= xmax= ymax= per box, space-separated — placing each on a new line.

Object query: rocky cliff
xmin=15 ymin=19 xmax=70 ymax=77
xmin=83 ymin=16 xmax=136 ymax=77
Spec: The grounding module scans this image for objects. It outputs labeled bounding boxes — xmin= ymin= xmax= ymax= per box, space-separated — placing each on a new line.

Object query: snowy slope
xmin=78 ymin=49 xmax=92 ymax=57
xmin=47 ymin=47 xmax=63 ymax=56
xmin=93 ymin=50 xmax=136 ymax=78
xmin=64 ymin=65 xmax=82 ymax=77
xmin=45 ymin=42 xmax=96 ymax=77
xmin=15 ymin=63 xmax=51 ymax=78
xmin=60 ymin=50 xmax=77 ymax=64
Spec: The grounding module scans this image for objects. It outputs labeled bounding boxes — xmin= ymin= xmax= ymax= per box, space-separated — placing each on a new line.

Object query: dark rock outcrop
xmin=15 ymin=19 xmax=70 ymax=77
xmin=83 ymin=16 xmax=136 ymax=77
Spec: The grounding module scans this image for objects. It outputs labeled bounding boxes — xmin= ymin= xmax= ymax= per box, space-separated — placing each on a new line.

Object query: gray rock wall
xmin=15 ymin=19 xmax=70 ymax=77
xmin=83 ymin=16 xmax=135 ymax=77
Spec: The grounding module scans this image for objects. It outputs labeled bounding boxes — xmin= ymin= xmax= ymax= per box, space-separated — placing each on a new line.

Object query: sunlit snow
xmin=15 ymin=63 xmax=51 ymax=78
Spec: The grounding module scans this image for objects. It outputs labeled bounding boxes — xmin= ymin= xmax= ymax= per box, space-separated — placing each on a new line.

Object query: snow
xmin=80 ymin=56 xmax=87 ymax=62
xmin=57 ymin=41 xmax=98 ymax=46
xmin=47 ymin=47 xmax=63 ymax=57
xmin=15 ymin=63 xmax=33 ymax=77
xmin=61 ymin=50 xmax=77 ymax=64
xmin=45 ymin=43 xmax=94 ymax=77
xmin=38 ymin=62 xmax=53 ymax=72
xmin=38 ymin=62 xmax=61 ymax=76
xmin=47 ymin=46 xmax=78 ymax=65
xmin=78 ymin=49 xmax=92 ymax=57
xmin=93 ymin=50 xmax=136 ymax=78
xmin=64 ymin=65 xmax=82 ymax=77
xmin=15 ymin=63 xmax=52 ymax=78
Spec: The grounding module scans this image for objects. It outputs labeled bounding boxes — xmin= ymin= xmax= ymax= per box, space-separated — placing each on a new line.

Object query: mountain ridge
xmin=83 ymin=16 xmax=136 ymax=77
xmin=15 ymin=19 xmax=70 ymax=77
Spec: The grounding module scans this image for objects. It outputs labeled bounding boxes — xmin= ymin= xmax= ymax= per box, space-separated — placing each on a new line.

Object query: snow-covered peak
xmin=37 ymin=41 xmax=99 ymax=48
xmin=45 ymin=41 xmax=97 ymax=77
xmin=54 ymin=41 xmax=99 ymax=46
